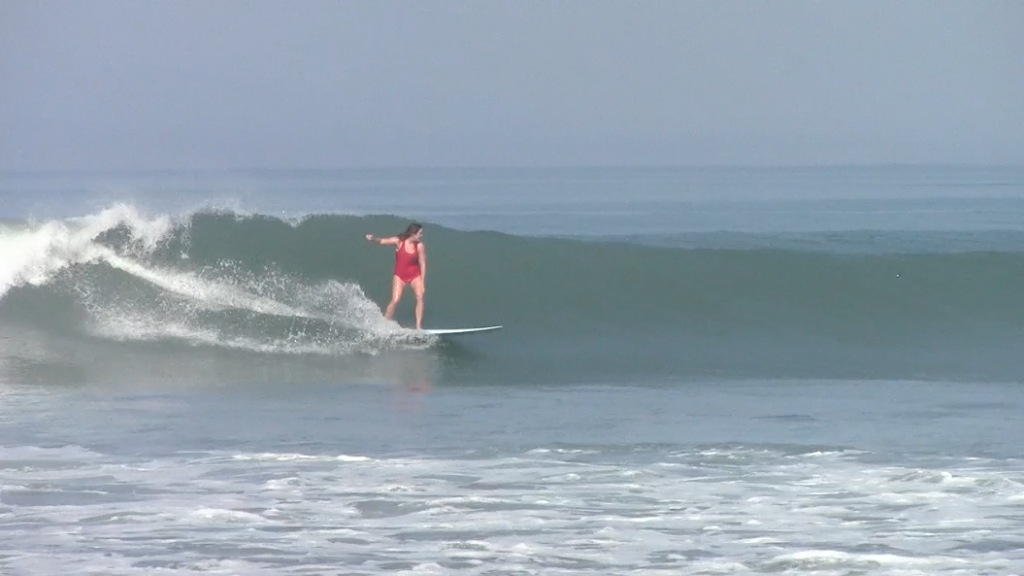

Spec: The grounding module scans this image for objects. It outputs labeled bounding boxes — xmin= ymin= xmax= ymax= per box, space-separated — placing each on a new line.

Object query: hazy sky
xmin=2 ymin=1 xmax=1022 ymax=171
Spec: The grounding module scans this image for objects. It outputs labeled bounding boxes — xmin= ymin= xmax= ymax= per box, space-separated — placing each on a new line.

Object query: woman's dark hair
xmin=398 ymin=223 xmax=423 ymax=241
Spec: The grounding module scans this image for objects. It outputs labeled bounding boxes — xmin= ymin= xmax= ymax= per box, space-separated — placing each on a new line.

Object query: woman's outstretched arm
xmin=366 ymin=234 xmax=399 ymax=246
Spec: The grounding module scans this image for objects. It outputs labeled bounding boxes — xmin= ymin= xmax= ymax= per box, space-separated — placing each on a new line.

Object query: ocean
xmin=1 ymin=165 xmax=1022 ymax=575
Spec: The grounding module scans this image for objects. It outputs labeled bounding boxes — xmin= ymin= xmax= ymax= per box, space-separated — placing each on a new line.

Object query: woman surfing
xmin=366 ymin=223 xmax=427 ymax=329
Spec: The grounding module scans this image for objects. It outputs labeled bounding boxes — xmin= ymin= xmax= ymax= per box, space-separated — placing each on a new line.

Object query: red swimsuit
xmin=394 ymin=240 xmax=421 ymax=283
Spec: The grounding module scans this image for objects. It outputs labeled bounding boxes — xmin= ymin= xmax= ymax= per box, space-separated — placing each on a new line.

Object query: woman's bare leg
xmin=385 ymin=275 xmax=406 ymax=320
xmin=411 ymin=276 xmax=426 ymax=329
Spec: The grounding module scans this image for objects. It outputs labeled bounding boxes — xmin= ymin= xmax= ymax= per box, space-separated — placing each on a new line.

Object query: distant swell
xmin=1 ymin=205 xmax=1022 ymax=383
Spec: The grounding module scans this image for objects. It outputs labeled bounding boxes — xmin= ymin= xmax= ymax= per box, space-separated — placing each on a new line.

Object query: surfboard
xmin=421 ymin=325 xmax=503 ymax=336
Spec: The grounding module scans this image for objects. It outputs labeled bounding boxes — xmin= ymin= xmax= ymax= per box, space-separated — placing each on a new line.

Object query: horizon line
xmin=2 ymin=161 xmax=1022 ymax=177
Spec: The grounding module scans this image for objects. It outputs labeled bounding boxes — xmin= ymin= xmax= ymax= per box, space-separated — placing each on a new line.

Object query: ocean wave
xmin=0 ymin=205 xmax=1021 ymax=383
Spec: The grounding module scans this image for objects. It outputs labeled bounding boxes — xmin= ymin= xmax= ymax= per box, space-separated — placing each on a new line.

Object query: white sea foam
xmin=0 ymin=204 xmax=172 ymax=297
xmin=3 ymin=442 xmax=1019 ymax=575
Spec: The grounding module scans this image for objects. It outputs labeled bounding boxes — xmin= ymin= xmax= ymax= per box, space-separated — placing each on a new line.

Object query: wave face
xmin=0 ymin=206 xmax=424 ymax=357
xmin=1 ymin=205 xmax=1022 ymax=384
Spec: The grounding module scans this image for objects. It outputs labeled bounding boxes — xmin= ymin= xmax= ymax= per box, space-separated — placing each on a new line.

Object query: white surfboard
xmin=421 ymin=325 xmax=503 ymax=336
